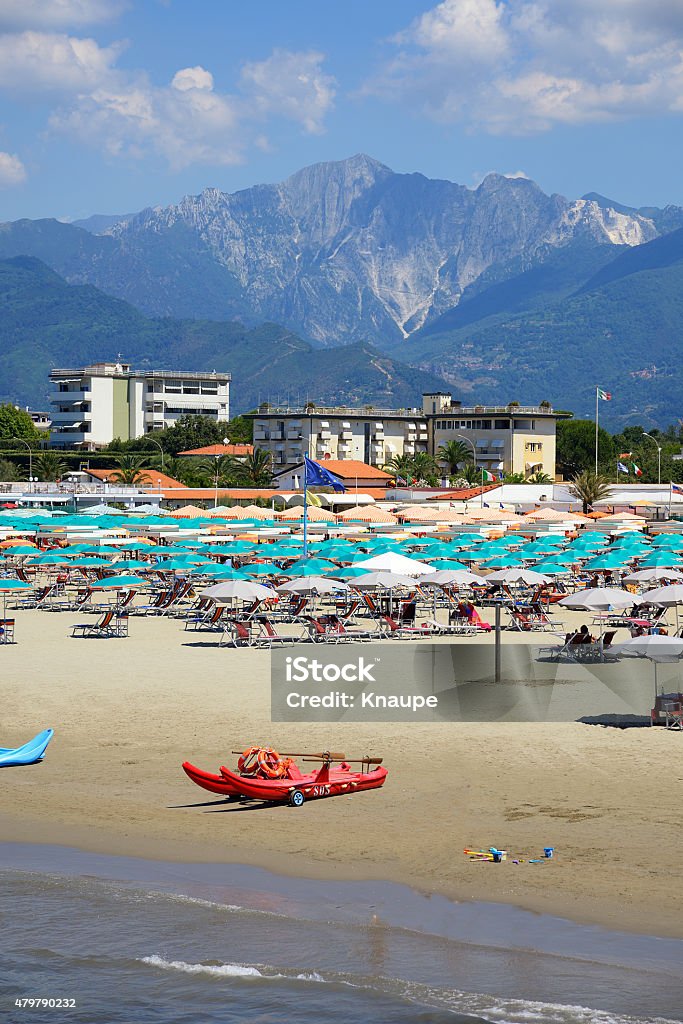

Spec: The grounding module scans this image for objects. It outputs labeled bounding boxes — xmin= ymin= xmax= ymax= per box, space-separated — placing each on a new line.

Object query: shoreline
xmin=2 ymin=818 xmax=683 ymax=942
xmin=4 ymin=839 xmax=683 ymax=967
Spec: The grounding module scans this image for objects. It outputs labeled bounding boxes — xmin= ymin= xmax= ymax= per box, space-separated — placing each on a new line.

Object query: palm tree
xmin=231 ymin=449 xmax=274 ymax=487
xmin=410 ymin=451 xmax=439 ymax=485
xmin=383 ymin=454 xmax=416 ymax=484
xmin=567 ymin=471 xmax=612 ymax=514
xmin=34 ymin=451 xmax=69 ymax=482
xmin=437 ymin=439 xmax=472 ymax=475
xmin=456 ymin=461 xmax=480 ymax=485
xmin=527 ymin=471 xmax=553 ymax=484
xmin=108 ymin=454 xmax=152 ymax=486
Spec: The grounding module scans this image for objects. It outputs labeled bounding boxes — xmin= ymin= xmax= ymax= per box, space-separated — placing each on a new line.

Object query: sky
xmin=2 ymin=0 xmax=683 ymax=221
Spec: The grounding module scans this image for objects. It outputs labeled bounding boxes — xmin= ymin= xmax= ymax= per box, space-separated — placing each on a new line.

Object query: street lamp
xmin=642 ymin=432 xmax=662 ymax=485
xmin=148 ymin=436 xmax=164 ymax=471
xmin=12 ymin=437 xmax=32 ymax=487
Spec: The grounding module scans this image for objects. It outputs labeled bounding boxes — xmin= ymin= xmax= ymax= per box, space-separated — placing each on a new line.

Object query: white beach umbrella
xmin=419 ymin=569 xmax=485 ymax=586
xmin=623 ymin=568 xmax=683 ymax=584
xmin=611 ymin=634 xmax=683 ymax=702
xmin=201 ymin=580 xmax=276 ymax=603
xmin=640 ymin=584 xmax=683 ymax=606
xmin=485 ymin=568 xmax=550 ymax=586
xmin=351 ymin=552 xmax=433 ymax=576
xmin=277 ymin=576 xmax=350 ymax=595
xmin=351 ymin=571 xmax=417 ymax=589
xmin=558 ymin=587 xmax=634 ymax=611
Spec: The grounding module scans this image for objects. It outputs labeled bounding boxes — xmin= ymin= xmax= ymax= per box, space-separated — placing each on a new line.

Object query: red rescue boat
xmin=183 ymin=747 xmax=387 ymax=806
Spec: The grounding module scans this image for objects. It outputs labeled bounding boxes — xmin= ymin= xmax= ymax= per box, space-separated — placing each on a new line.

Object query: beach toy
xmin=528 ymin=859 xmax=544 ymax=863
xmin=543 ymin=847 xmax=554 ymax=859
xmin=489 ymin=847 xmax=507 ymax=862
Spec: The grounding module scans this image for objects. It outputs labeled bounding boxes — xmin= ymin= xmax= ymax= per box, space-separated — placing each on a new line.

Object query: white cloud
xmin=0 ymin=20 xmax=336 ymax=172
xmin=50 ymin=69 xmax=242 ymax=169
xmin=171 ymin=66 xmax=214 ymax=93
xmin=368 ymin=0 xmax=683 ymax=133
xmin=240 ymin=50 xmax=336 ymax=134
xmin=0 ymin=1 xmax=125 ymax=31
xmin=0 ymin=151 xmax=26 ymax=186
xmin=0 ymin=31 xmax=122 ymax=93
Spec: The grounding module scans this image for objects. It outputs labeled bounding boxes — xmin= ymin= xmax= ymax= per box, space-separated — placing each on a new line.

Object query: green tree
xmin=455 ymin=462 xmax=480 ymax=485
xmin=556 ymin=419 xmax=614 ymax=477
xmin=0 ymin=404 xmax=41 ymax=444
xmin=527 ymin=471 xmax=553 ymax=483
xmin=0 ymin=457 xmax=25 ymax=481
xmin=502 ymin=472 xmax=527 ymax=483
xmin=410 ymin=451 xmax=439 ymax=485
xmin=383 ymin=454 xmax=417 ymax=484
xmin=34 ymin=452 xmax=68 ymax=482
xmin=567 ymin=471 xmax=612 ymax=514
xmin=226 ymin=414 xmax=254 ymax=444
xmin=230 ymin=448 xmax=274 ymax=487
xmin=436 ymin=439 xmax=472 ymax=475
xmin=108 ymin=454 xmax=152 ymax=486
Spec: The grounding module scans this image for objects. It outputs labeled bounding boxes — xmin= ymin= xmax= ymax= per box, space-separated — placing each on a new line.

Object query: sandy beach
xmin=2 ymin=608 xmax=682 ymax=939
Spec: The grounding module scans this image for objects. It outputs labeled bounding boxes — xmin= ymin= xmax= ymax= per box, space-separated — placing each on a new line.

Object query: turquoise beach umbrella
xmin=91 ymin=574 xmax=151 ymax=589
xmin=189 ymin=565 xmax=250 ymax=580
xmin=243 ymin=563 xmax=279 ymax=576
xmin=583 ymin=554 xmax=630 ymax=570
xmin=0 ymin=578 xmax=31 ymax=590
xmin=424 ymin=559 xmax=469 ymax=571
xmin=480 ymin=556 xmax=527 ymax=569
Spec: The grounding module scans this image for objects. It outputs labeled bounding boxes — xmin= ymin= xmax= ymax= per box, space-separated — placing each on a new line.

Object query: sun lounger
xmin=184 ymin=605 xmax=226 ymax=631
xmin=71 ymin=609 xmax=122 ymax=638
xmin=0 ymin=618 xmax=15 ymax=644
xmin=219 ymin=621 xmax=255 ymax=647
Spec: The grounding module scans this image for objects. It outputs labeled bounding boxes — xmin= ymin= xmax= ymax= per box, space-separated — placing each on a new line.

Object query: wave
xmin=138 ymin=957 xmax=681 ymax=1024
xmin=140 ymin=956 xmax=324 ymax=984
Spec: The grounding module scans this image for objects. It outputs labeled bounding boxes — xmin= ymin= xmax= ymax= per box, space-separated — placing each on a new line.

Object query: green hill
xmin=407 ymin=233 xmax=683 ymax=428
xmin=0 ymin=256 xmax=447 ymax=414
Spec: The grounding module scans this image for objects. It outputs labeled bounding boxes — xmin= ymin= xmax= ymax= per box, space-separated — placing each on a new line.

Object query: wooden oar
xmin=303 ymin=756 xmax=383 ymax=765
xmin=231 ymin=749 xmax=346 ymax=760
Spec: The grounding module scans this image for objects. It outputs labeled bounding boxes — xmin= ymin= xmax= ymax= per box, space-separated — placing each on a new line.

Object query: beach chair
xmin=320 ymin=614 xmax=375 ymax=643
xmin=184 ymin=605 xmax=225 ymax=631
xmin=258 ymin=618 xmax=302 ymax=647
xmin=380 ymin=615 xmax=438 ymax=639
xmin=219 ymin=620 xmax=255 ymax=647
xmin=71 ymin=609 xmax=119 ymax=638
xmin=0 ymin=618 xmax=15 ymax=644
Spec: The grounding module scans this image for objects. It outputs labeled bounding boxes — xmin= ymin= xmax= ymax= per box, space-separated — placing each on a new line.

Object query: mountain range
xmin=3 ymin=154 xmax=683 ymax=427
xmin=0 ymin=256 xmax=446 ymax=414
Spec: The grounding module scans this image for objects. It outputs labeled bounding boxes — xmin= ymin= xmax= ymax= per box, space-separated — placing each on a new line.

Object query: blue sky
xmin=2 ymin=0 xmax=683 ymax=220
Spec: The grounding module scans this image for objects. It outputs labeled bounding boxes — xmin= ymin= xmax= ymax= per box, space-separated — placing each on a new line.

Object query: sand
xmin=1 ymin=607 xmax=682 ymax=938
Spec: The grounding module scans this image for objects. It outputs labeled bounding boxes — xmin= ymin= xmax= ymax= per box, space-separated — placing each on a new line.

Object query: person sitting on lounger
xmin=578 ymin=624 xmax=595 ymax=644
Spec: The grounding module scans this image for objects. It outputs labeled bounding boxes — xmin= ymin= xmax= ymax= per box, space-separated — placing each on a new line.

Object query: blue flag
xmin=304 ymin=455 xmax=346 ymax=492
xmin=617 ymin=462 xmax=629 ymax=474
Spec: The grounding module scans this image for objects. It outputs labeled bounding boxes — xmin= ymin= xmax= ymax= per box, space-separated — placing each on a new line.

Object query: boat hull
xmin=218 ymin=764 xmax=388 ymax=803
xmin=182 ymin=761 xmax=243 ymax=796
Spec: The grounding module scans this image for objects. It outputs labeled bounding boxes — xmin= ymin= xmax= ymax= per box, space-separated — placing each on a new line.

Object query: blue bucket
xmin=543 ymin=847 xmax=554 ymax=859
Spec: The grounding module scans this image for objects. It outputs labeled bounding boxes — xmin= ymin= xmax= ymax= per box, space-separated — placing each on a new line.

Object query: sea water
xmin=1 ymin=845 xmax=682 ymax=1024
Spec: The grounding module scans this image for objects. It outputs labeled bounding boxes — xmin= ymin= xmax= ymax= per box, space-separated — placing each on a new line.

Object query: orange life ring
xmin=257 ymin=746 xmax=286 ymax=779
xmin=237 ymin=746 xmax=261 ymax=776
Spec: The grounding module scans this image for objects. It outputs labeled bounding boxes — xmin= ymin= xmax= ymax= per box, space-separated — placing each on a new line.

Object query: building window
xmin=494 ymin=419 xmax=510 ymax=429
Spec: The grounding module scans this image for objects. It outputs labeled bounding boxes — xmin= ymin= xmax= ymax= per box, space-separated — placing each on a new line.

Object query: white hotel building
xmin=49 ymin=362 xmax=230 ymax=449
xmin=251 ymin=393 xmax=565 ymax=479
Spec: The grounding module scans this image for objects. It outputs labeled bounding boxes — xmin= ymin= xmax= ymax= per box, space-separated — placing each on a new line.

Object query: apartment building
xmin=250 ymin=405 xmax=429 ymax=470
xmin=249 ymin=394 xmax=566 ymax=478
xmin=423 ymin=392 xmax=563 ymax=479
xmin=49 ymin=362 xmax=230 ymax=449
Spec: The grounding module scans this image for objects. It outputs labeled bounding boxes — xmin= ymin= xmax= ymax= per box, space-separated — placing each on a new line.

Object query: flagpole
xmin=480 ymin=467 xmax=484 ymax=507
xmin=595 ymin=386 xmax=599 ymax=475
xmin=669 ymin=480 xmax=672 ymax=521
xmin=303 ymin=458 xmax=308 ymax=558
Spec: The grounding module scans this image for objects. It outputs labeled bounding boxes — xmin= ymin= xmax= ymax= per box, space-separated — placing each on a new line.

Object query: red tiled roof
xmin=86 ymin=468 xmax=185 ymax=488
xmin=178 ymin=443 xmax=254 ymax=456
xmin=275 ymin=459 xmax=392 ymax=483
xmin=425 ymin=484 xmax=501 ymax=501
